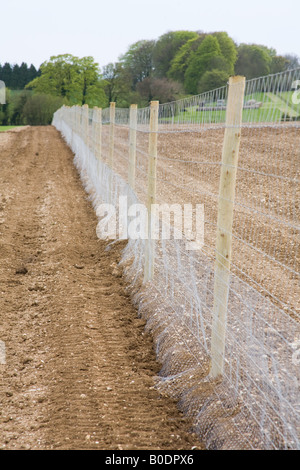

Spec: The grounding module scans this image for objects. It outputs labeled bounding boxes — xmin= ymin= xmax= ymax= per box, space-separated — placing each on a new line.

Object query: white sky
xmin=1 ymin=0 xmax=299 ymax=70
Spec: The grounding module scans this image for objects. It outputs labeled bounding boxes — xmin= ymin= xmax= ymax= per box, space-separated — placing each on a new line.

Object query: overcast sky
xmin=1 ymin=0 xmax=298 ymax=70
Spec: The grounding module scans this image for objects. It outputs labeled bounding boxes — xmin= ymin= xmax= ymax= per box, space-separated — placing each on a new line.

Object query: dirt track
xmin=0 ymin=126 xmax=202 ymax=450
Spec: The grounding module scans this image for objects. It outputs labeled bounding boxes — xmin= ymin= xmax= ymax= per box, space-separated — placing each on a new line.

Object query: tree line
xmin=0 ymin=62 xmax=40 ymax=90
xmin=103 ymin=31 xmax=299 ymax=104
xmin=1 ymin=30 xmax=299 ymax=125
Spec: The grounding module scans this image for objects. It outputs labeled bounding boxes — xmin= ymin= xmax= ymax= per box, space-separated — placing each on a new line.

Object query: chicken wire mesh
xmin=52 ymin=68 xmax=300 ymax=450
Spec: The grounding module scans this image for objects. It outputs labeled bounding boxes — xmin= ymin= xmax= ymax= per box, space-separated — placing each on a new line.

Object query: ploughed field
xmin=0 ymin=126 xmax=202 ymax=450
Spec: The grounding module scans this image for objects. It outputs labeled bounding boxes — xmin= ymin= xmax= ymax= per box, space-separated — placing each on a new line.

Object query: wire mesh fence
xmin=52 ymin=68 xmax=300 ymax=450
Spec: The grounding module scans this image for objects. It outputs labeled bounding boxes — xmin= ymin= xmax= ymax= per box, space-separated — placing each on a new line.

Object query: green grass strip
xmin=0 ymin=126 xmax=17 ymax=132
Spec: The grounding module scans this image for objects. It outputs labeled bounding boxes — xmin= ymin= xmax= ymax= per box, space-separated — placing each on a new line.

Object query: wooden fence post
xmin=109 ymin=102 xmax=115 ymax=168
xmin=144 ymin=101 xmax=159 ymax=282
xmin=108 ymin=103 xmax=116 ymax=204
xmin=91 ymin=107 xmax=98 ymax=156
xmin=83 ymin=104 xmax=89 ymax=149
xmin=210 ymin=76 xmax=245 ymax=379
xmin=97 ymin=107 xmax=102 ymax=162
xmin=128 ymin=104 xmax=137 ymax=190
xmin=76 ymin=105 xmax=80 ymax=136
xmin=71 ymin=105 xmax=74 ymax=132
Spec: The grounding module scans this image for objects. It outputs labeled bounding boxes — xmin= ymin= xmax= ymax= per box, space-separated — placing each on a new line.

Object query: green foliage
xmin=197 ymin=69 xmax=229 ymax=94
xmin=168 ymin=35 xmax=205 ymax=83
xmin=22 ymin=93 xmax=66 ymax=125
xmin=102 ymin=31 xmax=298 ymax=103
xmin=211 ymin=32 xmax=237 ymax=74
xmin=2 ymin=30 xmax=297 ymax=118
xmin=184 ymin=35 xmax=223 ymax=94
xmin=270 ymin=56 xmax=289 ymax=74
xmin=83 ymin=82 xmax=109 ymax=108
xmin=235 ymin=44 xmax=272 ymax=79
xmin=26 ymin=54 xmax=106 ymax=106
xmin=0 ymin=88 xmax=14 ymax=125
xmin=153 ymin=31 xmax=199 ymax=78
xmin=26 ymin=54 xmax=75 ymax=97
xmin=119 ymin=40 xmax=155 ymax=87
xmin=168 ymin=32 xmax=236 ymax=94
xmin=0 ymin=62 xmax=39 ymax=90
xmin=10 ymin=90 xmax=33 ymax=125
xmin=0 ymin=89 xmax=67 ymax=126
xmin=102 ymin=62 xmax=133 ymax=105
xmin=136 ymin=77 xmax=182 ymax=103
xmin=0 ymin=126 xmax=18 ymax=131
xmin=1 ymin=54 xmax=109 ymax=124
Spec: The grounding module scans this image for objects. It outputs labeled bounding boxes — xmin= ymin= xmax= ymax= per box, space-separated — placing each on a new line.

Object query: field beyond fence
xmin=53 ymin=69 xmax=300 ymax=450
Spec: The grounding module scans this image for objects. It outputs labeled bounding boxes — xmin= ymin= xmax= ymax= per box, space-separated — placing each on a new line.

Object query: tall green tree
xmin=10 ymin=64 xmax=21 ymax=89
xmin=102 ymin=62 xmax=134 ymax=106
xmin=10 ymin=90 xmax=32 ymax=124
xmin=26 ymin=54 xmax=77 ymax=98
xmin=0 ymin=63 xmax=12 ymax=88
xmin=184 ymin=35 xmax=223 ymax=94
xmin=211 ymin=32 xmax=237 ymax=74
xmin=235 ymin=44 xmax=272 ymax=79
xmin=28 ymin=64 xmax=40 ymax=83
xmin=198 ymin=69 xmax=229 ymax=94
xmin=136 ymin=77 xmax=182 ymax=103
xmin=167 ymin=32 xmax=237 ymax=93
xmin=22 ymin=93 xmax=66 ymax=125
xmin=0 ymin=63 xmax=39 ymax=90
xmin=119 ymin=40 xmax=155 ymax=88
xmin=0 ymin=88 xmax=12 ymax=124
xmin=26 ymin=54 xmax=107 ymax=107
xmin=167 ymin=35 xmax=206 ymax=83
xmin=153 ymin=30 xmax=199 ymax=78
xmin=270 ymin=56 xmax=289 ymax=74
xmin=76 ymin=56 xmax=108 ymax=107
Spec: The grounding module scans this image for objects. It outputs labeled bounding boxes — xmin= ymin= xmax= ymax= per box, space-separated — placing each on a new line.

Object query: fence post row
xmin=109 ymin=102 xmax=116 ymax=168
xmin=210 ymin=75 xmax=246 ymax=379
xmin=74 ymin=83 xmax=245 ymax=377
xmin=108 ymin=102 xmax=116 ymax=204
xmin=128 ymin=104 xmax=137 ymax=190
xmin=52 ymin=70 xmax=300 ymax=448
xmin=92 ymin=107 xmax=97 ymax=155
xmin=92 ymin=106 xmax=101 ymax=162
xmin=83 ymin=104 xmax=89 ymax=149
xmin=97 ymin=107 xmax=102 ymax=162
xmin=144 ymin=100 xmax=159 ymax=283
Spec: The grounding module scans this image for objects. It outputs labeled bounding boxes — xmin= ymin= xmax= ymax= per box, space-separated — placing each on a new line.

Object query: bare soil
xmin=109 ymin=124 xmax=299 ymax=317
xmin=0 ymin=126 xmax=203 ymax=450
